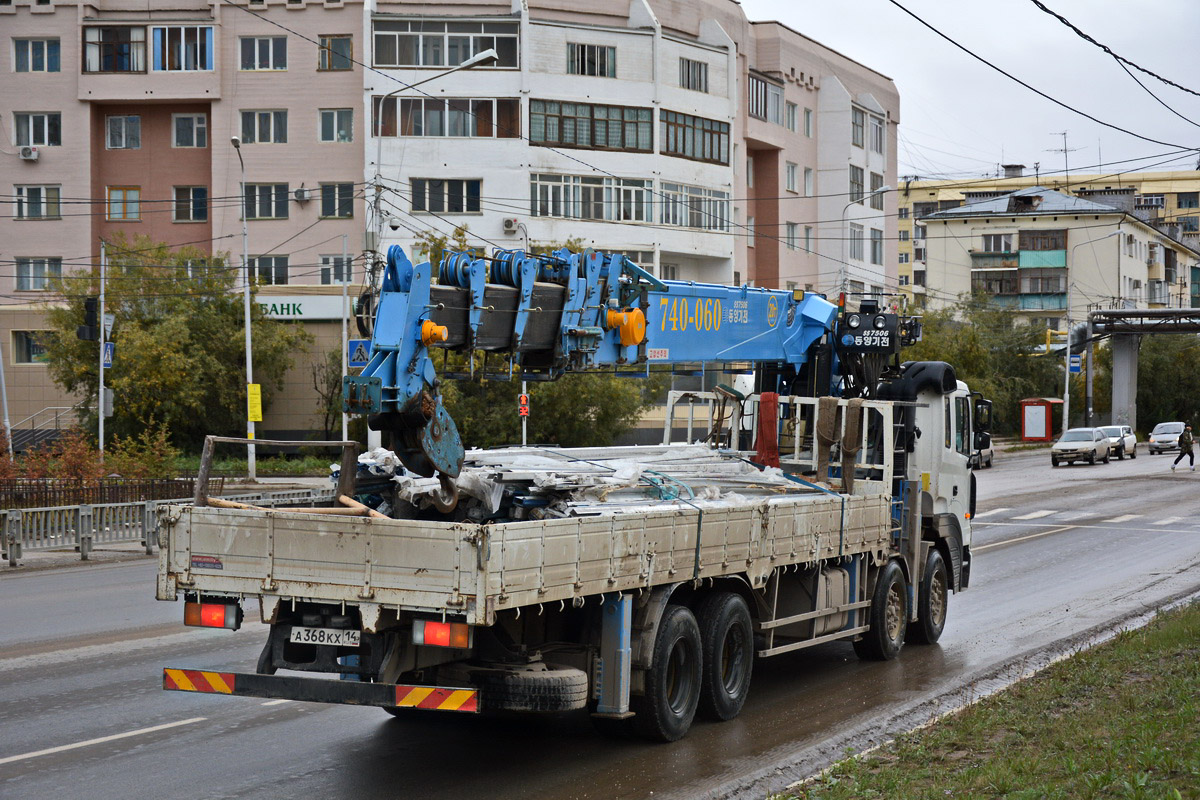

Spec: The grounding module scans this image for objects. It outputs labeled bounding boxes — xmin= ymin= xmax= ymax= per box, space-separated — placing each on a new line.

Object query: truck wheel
xmin=907 ymin=549 xmax=948 ymax=645
xmin=632 ymin=604 xmax=702 ymax=742
xmin=470 ymin=664 xmax=589 ymax=713
xmin=853 ymin=561 xmax=907 ymax=661
xmin=695 ymin=592 xmax=754 ymax=722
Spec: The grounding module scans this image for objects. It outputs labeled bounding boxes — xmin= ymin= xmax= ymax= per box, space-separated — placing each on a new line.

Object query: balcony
xmin=970 ymin=251 xmax=1019 ymax=269
xmin=78 ymin=24 xmax=220 ymax=102
xmin=1016 ymin=293 xmax=1066 ymax=311
xmin=1018 ymin=250 xmax=1067 ymax=268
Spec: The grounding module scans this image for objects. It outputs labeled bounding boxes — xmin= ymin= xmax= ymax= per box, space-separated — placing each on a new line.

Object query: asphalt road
xmin=3 ymin=448 xmax=1199 ymax=800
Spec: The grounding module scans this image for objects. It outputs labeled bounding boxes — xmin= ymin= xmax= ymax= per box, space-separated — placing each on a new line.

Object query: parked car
xmin=1100 ymin=425 xmax=1137 ymax=459
xmin=969 ymin=441 xmax=995 ymax=469
xmin=1148 ymin=421 xmax=1186 ymax=454
xmin=1051 ymin=428 xmax=1111 ymax=466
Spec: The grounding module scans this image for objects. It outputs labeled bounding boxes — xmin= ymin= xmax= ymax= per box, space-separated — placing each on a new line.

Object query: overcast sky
xmin=739 ymin=0 xmax=1200 ymax=181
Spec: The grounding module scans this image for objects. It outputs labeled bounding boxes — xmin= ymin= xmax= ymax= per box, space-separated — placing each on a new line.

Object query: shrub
xmin=107 ymin=423 xmax=181 ymax=480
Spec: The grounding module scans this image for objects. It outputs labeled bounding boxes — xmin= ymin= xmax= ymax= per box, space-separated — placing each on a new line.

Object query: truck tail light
xmin=184 ymin=601 xmax=241 ymax=630
xmin=413 ymin=619 xmax=472 ymax=649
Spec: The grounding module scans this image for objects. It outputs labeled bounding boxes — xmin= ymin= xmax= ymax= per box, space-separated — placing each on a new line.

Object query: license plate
xmin=289 ymin=626 xmax=361 ymax=647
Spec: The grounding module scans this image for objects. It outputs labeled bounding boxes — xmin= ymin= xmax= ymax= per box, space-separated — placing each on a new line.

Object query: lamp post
xmin=231 ymin=135 xmax=256 ymax=480
xmin=839 ymin=184 xmax=891 ymax=294
xmin=1064 ymin=230 xmax=1121 ymax=434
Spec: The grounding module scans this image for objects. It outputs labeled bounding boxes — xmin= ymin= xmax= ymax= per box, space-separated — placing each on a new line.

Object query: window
xmin=849 ymin=223 xmax=864 ymax=260
xmin=785 ymin=162 xmax=797 ymax=193
xmin=13 ymin=331 xmax=50 ymax=364
xmin=372 ymin=20 xmax=518 ymax=69
xmin=1177 ymin=192 xmax=1198 ymax=209
xmin=15 ymin=39 xmax=60 ymax=72
xmin=982 ymin=233 xmax=1013 ymax=252
xmin=106 ymin=115 xmax=140 ymax=149
xmin=411 ymin=178 xmax=481 ymax=213
xmin=318 ymin=35 xmax=352 ymax=70
xmin=913 ymin=225 xmax=927 ymax=240
xmin=803 ymin=107 xmax=813 ymax=137
xmin=786 ymin=222 xmax=798 ymax=251
xmin=851 ymin=108 xmax=865 ymax=147
xmin=16 ymin=257 xmax=61 ymax=291
xmin=786 ymin=102 xmax=797 ymax=132
xmin=679 ymin=57 xmax=707 ymax=92
xmin=321 ymin=255 xmax=353 ymax=285
xmin=173 ymin=114 xmax=207 ymax=148
xmin=240 ymin=36 xmax=287 ymax=70
xmin=15 ymin=185 xmax=61 ymax=219
xmin=1135 ymin=194 xmax=1165 ymax=208
xmin=662 ymin=263 xmax=679 ymax=281
xmin=567 ymin=43 xmax=615 ymax=77
xmin=1020 ymin=268 xmax=1065 ymax=293
xmin=319 ymin=109 xmax=352 ymax=143
xmin=84 ymin=27 xmax=146 ymax=73
xmin=849 ymin=165 xmax=864 ymax=204
xmin=1019 ymin=229 xmax=1066 ymax=251
xmin=173 ymin=186 xmax=208 ymax=222
xmin=106 ymin=186 xmax=140 ymax=220
xmin=804 ymin=226 xmax=813 ymax=252
xmin=14 ymin=112 xmax=61 ymax=146
xmin=747 ymin=216 xmax=755 ymax=248
xmin=899 ymin=230 xmax=909 ymax=242
xmin=660 ymin=110 xmax=728 ymax=164
xmin=914 ymin=245 xmax=926 ymax=262
xmin=152 ymin=25 xmax=213 ymax=71
xmin=250 ymin=255 xmax=288 ymax=285
xmin=869 ymin=115 xmax=884 ymax=154
xmin=870 ymin=229 xmax=883 ymax=265
xmin=971 ymin=270 xmax=1017 ymax=294
xmin=1181 ymin=216 xmax=1199 ymax=232
xmin=532 ymin=100 xmax=650 ymax=152
xmin=869 ymin=172 xmax=884 ymax=209
xmin=898 ymin=206 xmax=910 ymax=219
xmin=319 ymin=183 xmax=354 ymax=218
xmin=659 ymin=182 xmax=729 ymax=231
xmin=241 ymin=110 xmax=287 ymax=144
xmin=747 ymin=75 xmax=783 ymax=124
xmin=913 ymin=269 xmax=926 ymax=286
xmin=530 ymin=173 xmax=652 ymax=223
xmin=913 ymin=201 xmax=938 ymax=217
xmin=244 ymin=183 xmax=289 ymax=219
xmin=747 ymin=157 xmax=754 ymax=187
xmin=804 ymin=167 xmax=814 ymax=197
xmin=899 ymin=253 xmax=910 ymax=264
xmin=375 ymin=97 xmax=519 ymax=138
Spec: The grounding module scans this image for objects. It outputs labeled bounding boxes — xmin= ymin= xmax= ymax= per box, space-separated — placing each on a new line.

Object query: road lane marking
xmin=972 ymin=508 xmax=1010 ymax=519
xmin=261 ymin=699 xmax=291 ymax=706
xmin=1104 ymin=514 xmax=1143 ymax=523
xmin=1153 ymin=517 xmax=1183 ymax=526
xmin=1012 ymin=510 xmax=1056 ymax=520
xmin=0 ymin=718 xmax=206 ymax=766
xmin=975 ymin=525 xmax=1079 ymax=552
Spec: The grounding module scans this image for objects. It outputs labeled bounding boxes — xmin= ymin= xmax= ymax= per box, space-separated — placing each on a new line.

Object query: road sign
xmin=348 ymin=339 xmax=370 ymax=368
xmin=1069 ymin=354 xmax=1082 ymax=374
xmin=247 ymin=383 xmax=263 ymax=423
xmin=103 ymin=313 xmax=115 ymax=336
xmin=518 ymin=393 xmax=529 ymax=417
xmin=102 ymin=341 xmax=114 ymax=368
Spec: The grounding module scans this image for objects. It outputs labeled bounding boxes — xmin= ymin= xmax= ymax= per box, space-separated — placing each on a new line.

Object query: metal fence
xmin=2 ymin=488 xmax=336 ymax=567
xmin=0 ymin=478 xmax=225 ymax=510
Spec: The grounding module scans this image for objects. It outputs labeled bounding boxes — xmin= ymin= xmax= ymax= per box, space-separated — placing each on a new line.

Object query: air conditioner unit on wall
xmin=502 ymin=217 xmax=520 ymax=233
xmin=294 ymin=187 xmax=310 ymax=203
xmin=19 ymin=146 xmax=39 ymax=161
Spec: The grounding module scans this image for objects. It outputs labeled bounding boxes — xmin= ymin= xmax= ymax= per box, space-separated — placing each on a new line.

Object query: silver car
xmin=1100 ymin=425 xmax=1137 ymax=460
xmin=1051 ymin=427 xmax=1111 ymax=466
xmin=1149 ymin=421 xmax=1185 ymax=455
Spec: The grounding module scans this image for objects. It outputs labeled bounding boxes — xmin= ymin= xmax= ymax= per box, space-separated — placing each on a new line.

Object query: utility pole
xmin=99 ymin=241 xmax=107 ymax=454
xmin=341 ymin=234 xmax=349 ymax=442
xmin=0 ymin=325 xmax=11 ymax=456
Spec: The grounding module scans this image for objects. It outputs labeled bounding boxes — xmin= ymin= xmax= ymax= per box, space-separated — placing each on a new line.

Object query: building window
xmin=659 ymin=182 xmax=729 ymax=231
xmin=375 ymin=97 xmax=519 ymax=139
xmin=971 ymin=270 xmax=1018 ymax=294
xmin=16 ymin=257 xmax=62 ymax=291
xmin=679 ymin=57 xmax=707 ymax=92
xmin=13 ymin=331 xmax=50 ymax=364
xmin=899 ymin=230 xmax=909 ymax=242
xmin=321 ymin=255 xmax=353 ymax=285
xmin=411 ymin=178 xmax=481 ymax=214
xmin=913 ymin=269 xmax=926 ymax=286
xmin=747 ymin=75 xmax=783 ymax=124
xmin=660 ymin=110 xmax=728 ymax=164
xmin=804 ymin=226 xmax=813 ymax=253
xmin=785 ymin=162 xmax=798 ymax=193
xmin=1181 ymin=216 xmax=1200 ymax=232
xmin=318 ymin=35 xmax=352 ymax=71
xmin=849 ymin=223 xmax=864 ymax=260
xmin=241 ymin=110 xmax=288 ymax=144
xmin=106 ymin=186 xmax=140 ymax=220
xmin=532 ymin=100 xmax=651 ymax=152
xmin=320 ymin=183 xmax=354 ymax=218
xmin=319 ymin=109 xmax=353 ymax=143
xmin=804 ymin=167 xmax=814 ymax=197
xmin=662 ymin=263 xmax=680 ymax=281
xmin=244 ymin=183 xmax=289 ymax=219
xmin=106 ymin=115 xmax=140 ymax=149
xmin=14 ymin=112 xmax=61 ymax=146
xmin=173 ymin=186 xmax=208 ymax=222
xmin=1135 ymin=194 xmax=1165 ymax=208
xmin=913 ymin=225 xmax=926 ymax=240
xmin=1177 ymin=192 xmax=1198 ymax=209
xmin=869 ymin=115 xmax=884 ymax=155
xmin=851 ymin=108 xmax=865 ymax=147
xmin=1019 ymin=229 xmax=1066 ymax=250
xmin=786 ymin=102 xmax=797 ymax=132
xmin=870 ymin=229 xmax=883 ymax=265
xmin=84 ymin=27 xmax=146 ymax=73
xmin=15 ymin=185 xmax=61 ymax=219
xmin=1020 ymin=268 xmax=1065 ymax=293
xmin=530 ymin=174 xmax=651 ymax=223
xmin=803 ymin=107 xmax=813 ymax=137
xmin=567 ymin=43 xmax=615 ymax=77
xmin=747 ymin=216 xmax=755 ymax=248
xmin=982 ymin=233 xmax=1013 ymax=252
xmin=870 ymin=172 xmax=884 ymax=209
xmin=250 ymin=255 xmax=288 ymax=285
xmin=786 ymin=222 xmax=798 ymax=250
xmin=372 ymin=20 xmax=518 ymax=69
xmin=899 ymin=253 xmax=910 ymax=264
xmin=747 ymin=156 xmax=754 ymax=187
xmin=898 ymin=206 xmax=909 ymax=219
xmin=849 ymin=166 xmax=864 ymax=204
xmin=173 ymin=114 xmax=207 ymax=148
xmin=15 ymin=39 xmax=60 ymax=72
xmin=240 ymin=36 xmax=287 ymax=70
xmin=152 ymin=26 xmax=213 ymax=71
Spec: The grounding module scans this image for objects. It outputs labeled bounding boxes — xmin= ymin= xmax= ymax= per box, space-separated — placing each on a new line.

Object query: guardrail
xmin=2 ymin=488 xmax=336 ymax=567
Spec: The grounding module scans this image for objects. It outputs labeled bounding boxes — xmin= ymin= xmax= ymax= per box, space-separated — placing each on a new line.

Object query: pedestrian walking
xmin=1171 ymin=424 xmax=1195 ymax=471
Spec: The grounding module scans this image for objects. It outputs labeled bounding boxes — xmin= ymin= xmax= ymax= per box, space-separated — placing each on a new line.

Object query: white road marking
xmin=975 ymin=525 xmax=1078 ymax=552
xmin=0 ymin=718 xmax=206 ymax=766
xmin=1153 ymin=517 xmax=1183 ymax=526
xmin=1103 ymin=514 xmax=1143 ymax=523
xmin=1013 ymin=510 xmax=1057 ymax=520
xmin=261 ymin=699 xmax=291 ymax=706
xmin=971 ymin=508 xmax=1010 ymax=519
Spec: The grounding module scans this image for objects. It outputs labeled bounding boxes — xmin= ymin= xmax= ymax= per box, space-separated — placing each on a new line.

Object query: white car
xmin=1051 ymin=428 xmax=1111 ymax=466
xmin=1099 ymin=425 xmax=1137 ymax=460
xmin=1148 ymin=421 xmax=1185 ymax=455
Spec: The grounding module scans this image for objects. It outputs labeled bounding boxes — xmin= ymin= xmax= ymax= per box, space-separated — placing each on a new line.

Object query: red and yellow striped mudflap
xmin=394 ymin=685 xmax=478 ymax=713
xmin=163 ymin=668 xmax=235 ymax=695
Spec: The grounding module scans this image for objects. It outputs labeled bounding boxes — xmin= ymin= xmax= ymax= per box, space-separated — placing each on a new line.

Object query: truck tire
xmin=695 ymin=592 xmax=754 ymax=722
xmin=470 ymin=664 xmax=589 ymax=713
xmin=632 ymin=604 xmax=702 ymax=742
xmin=853 ymin=561 xmax=907 ymax=661
xmin=907 ymin=549 xmax=948 ymax=645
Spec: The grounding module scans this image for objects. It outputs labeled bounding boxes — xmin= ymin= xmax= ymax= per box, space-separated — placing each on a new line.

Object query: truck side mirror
xmin=974 ymin=431 xmax=991 ymax=450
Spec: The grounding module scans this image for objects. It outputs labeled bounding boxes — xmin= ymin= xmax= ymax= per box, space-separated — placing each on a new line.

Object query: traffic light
xmin=77 ymin=296 xmax=99 ymax=341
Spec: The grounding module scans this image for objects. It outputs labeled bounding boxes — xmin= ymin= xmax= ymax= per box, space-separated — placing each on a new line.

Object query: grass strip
xmin=780 ymin=602 xmax=1200 ymax=800
xmin=174 ymin=454 xmax=332 ymax=478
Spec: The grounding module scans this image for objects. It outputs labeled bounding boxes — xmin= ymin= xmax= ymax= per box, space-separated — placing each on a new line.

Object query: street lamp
xmin=231 ymin=135 xmax=256 ymax=480
xmin=1064 ymin=229 xmax=1121 ymax=434
xmin=839 ymin=184 xmax=892 ymax=294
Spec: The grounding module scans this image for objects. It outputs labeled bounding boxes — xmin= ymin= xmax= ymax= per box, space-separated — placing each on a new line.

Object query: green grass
xmin=778 ymin=603 xmax=1200 ymax=800
xmin=173 ymin=454 xmax=333 ymax=478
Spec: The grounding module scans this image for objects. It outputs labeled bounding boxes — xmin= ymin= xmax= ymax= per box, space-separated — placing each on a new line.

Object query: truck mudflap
xmin=162 ymin=668 xmax=479 ymax=713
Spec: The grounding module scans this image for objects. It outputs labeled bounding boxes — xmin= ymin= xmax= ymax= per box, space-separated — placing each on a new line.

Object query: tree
xmin=311 ymin=348 xmax=344 ymax=442
xmin=41 ymin=233 xmax=310 ymax=449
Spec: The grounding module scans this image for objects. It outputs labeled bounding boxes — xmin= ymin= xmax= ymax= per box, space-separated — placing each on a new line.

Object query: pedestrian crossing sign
xmin=348 ymin=339 xmax=370 ymax=368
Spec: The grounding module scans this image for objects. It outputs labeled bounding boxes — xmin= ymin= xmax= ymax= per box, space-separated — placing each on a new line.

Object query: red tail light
xmin=413 ymin=619 xmax=472 ymax=649
xmin=184 ymin=601 xmax=241 ymax=630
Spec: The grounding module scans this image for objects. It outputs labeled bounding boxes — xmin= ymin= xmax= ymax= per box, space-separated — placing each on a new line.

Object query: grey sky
xmin=739 ymin=0 xmax=1200 ymax=181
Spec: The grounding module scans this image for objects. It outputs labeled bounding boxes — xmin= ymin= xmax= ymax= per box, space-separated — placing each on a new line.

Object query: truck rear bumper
xmin=162 ymin=668 xmax=479 ymax=713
